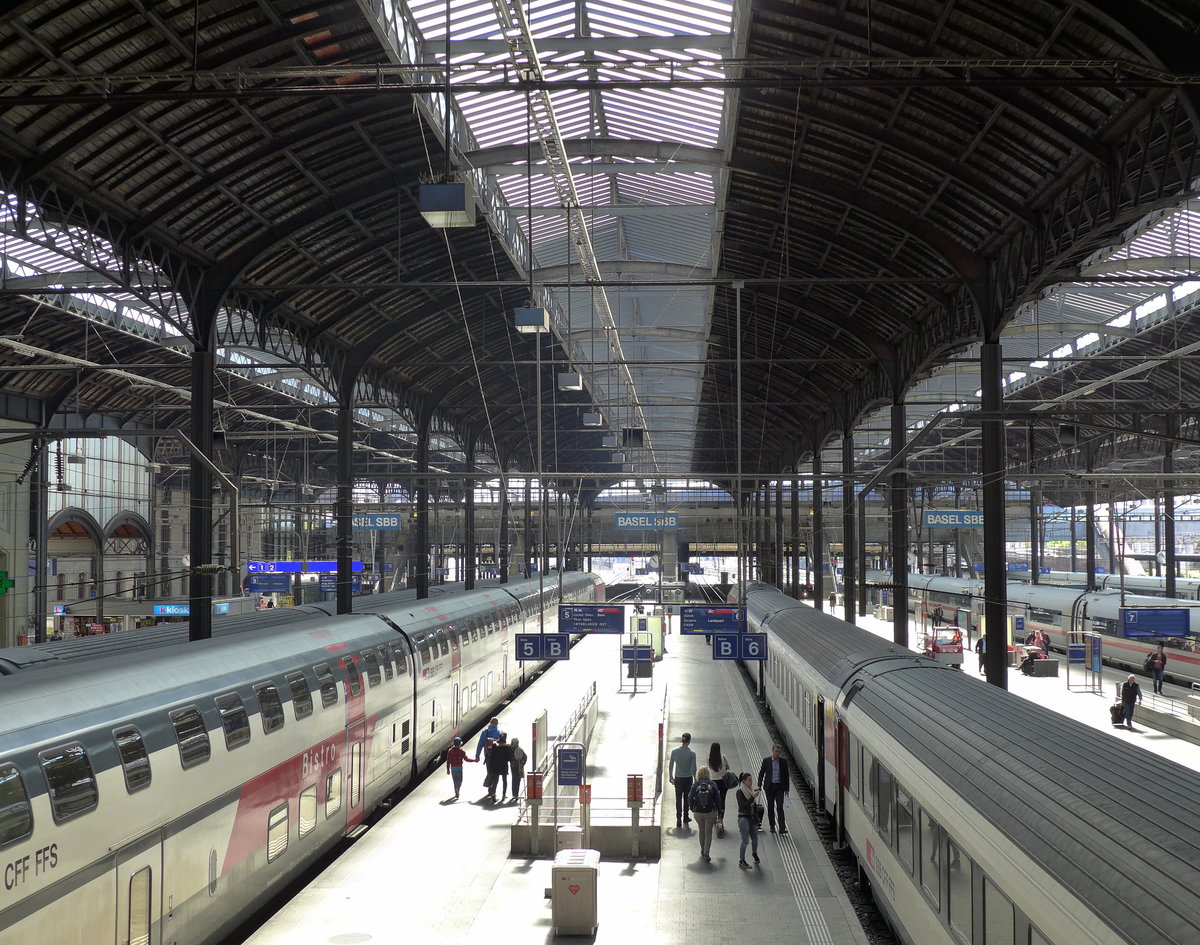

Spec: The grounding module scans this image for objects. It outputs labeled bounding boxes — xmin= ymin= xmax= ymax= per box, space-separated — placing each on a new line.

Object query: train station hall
xmin=2 ymin=3 xmax=1200 ymax=945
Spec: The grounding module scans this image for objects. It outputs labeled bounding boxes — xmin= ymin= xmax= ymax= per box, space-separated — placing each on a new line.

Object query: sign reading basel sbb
xmin=614 ymin=512 xmax=679 ymax=530
xmin=923 ymin=510 xmax=984 ymax=529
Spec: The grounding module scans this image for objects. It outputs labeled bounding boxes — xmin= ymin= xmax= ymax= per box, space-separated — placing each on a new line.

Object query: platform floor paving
xmin=237 ymin=628 xmax=871 ymax=945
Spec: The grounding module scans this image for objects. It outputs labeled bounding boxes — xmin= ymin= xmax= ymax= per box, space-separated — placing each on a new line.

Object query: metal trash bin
xmin=551 ymin=848 xmax=601 ymax=935
xmin=556 ymin=825 xmax=583 ymax=851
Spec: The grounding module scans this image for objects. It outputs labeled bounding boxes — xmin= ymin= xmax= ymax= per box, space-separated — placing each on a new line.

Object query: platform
xmin=237 ymin=628 xmax=872 ymax=945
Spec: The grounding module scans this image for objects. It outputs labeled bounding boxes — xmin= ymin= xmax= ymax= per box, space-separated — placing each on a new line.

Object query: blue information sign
xmin=621 ymin=644 xmax=654 ymax=663
xmin=680 ymin=605 xmax=743 ymax=634
xmin=558 ymin=604 xmax=625 ymax=634
xmin=712 ymin=633 xmax=768 ymax=660
xmin=1013 ymin=616 xmax=1024 ymax=634
xmin=515 ymin=633 xmax=570 ymax=661
xmin=558 ymin=747 xmax=584 ymax=786
xmin=247 ymin=560 xmax=364 ymax=573
xmin=1067 ymin=642 xmax=1085 ymax=664
xmin=213 ymin=603 xmax=230 ymax=615
xmin=1120 ymin=608 xmax=1191 ymax=638
xmin=247 ymin=574 xmax=293 ymax=593
xmin=319 ymin=574 xmax=363 ymax=593
xmin=153 ymin=604 xmax=190 ymax=616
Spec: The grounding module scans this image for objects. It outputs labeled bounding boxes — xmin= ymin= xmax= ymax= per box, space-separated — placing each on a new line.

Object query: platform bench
xmin=1029 ymin=659 xmax=1059 ymax=677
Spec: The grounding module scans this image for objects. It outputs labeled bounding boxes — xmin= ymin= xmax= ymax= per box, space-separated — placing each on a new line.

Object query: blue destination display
xmin=318 ymin=574 xmax=363 ymax=593
xmin=558 ymin=604 xmax=625 ymax=634
xmin=621 ymin=644 xmax=654 ymax=663
xmin=923 ymin=509 xmax=984 ymax=528
xmin=1120 ymin=608 xmax=1192 ymax=638
xmin=515 ymin=633 xmax=570 ymax=661
xmin=680 ymin=605 xmax=743 ymax=634
xmin=154 ymin=604 xmax=190 ymax=616
xmin=247 ymin=560 xmax=364 ymax=573
xmin=613 ymin=512 xmax=680 ymax=530
xmin=213 ymin=603 xmax=230 ymax=615
xmin=247 ymin=574 xmax=293 ymax=593
xmin=558 ymin=746 xmax=584 ymax=786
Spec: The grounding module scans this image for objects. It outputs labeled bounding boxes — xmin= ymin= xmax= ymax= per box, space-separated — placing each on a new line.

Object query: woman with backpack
xmin=707 ymin=742 xmax=734 ymax=835
xmin=687 ymin=766 xmax=720 ymax=861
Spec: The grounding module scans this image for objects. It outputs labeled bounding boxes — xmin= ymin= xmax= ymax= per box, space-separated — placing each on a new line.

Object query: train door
xmin=346 ymin=721 xmax=366 ymax=828
xmin=835 ymin=718 xmax=849 ymax=846
xmin=815 ymin=695 xmax=826 ymax=812
xmin=115 ymin=835 xmax=162 ymax=945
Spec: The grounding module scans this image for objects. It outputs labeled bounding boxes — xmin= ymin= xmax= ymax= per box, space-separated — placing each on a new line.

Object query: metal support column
xmin=980 ymin=341 xmax=1008 ymax=687
xmin=524 ymin=477 xmax=533 ymax=578
xmin=188 ymin=344 xmax=215 ymax=641
xmin=890 ymin=403 xmax=908 ymax=647
xmin=1165 ymin=414 xmax=1177 ymax=598
xmin=1085 ymin=485 xmax=1096 ymax=591
xmin=842 ymin=431 xmax=856 ymax=625
xmin=335 ymin=396 xmax=354 ymax=614
xmin=499 ymin=479 xmax=511 ymax=583
xmin=463 ymin=441 xmax=476 ymax=590
xmin=775 ymin=479 xmax=784 ymax=591
xmin=813 ymin=454 xmax=825 ymax=609
xmin=790 ymin=476 xmax=800 ymax=598
xmin=414 ymin=420 xmax=430 ymax=599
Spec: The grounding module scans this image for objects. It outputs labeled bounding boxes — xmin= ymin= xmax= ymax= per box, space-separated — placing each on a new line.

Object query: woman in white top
xmin=707 ymin=742 xmax=733 ymax=829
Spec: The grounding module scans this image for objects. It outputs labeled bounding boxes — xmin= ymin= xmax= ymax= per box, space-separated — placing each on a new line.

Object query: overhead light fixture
xmin=582 ymin=412 xmax=603 ymax=427
xmin=622 ymin=463 xmax=635 ymax=473
xmin=514 ymin=307 xmax=548 ymax=333
xmin=611 ymin=452 xmax=626 ymax=464
xmin=66 ymin=454 xmax=85 ymax=465
xmin=418 ymin=181 xmax=476 ymax=228
xmin=601 ymin=435 xmax=618 ymax=447
xmin=559 ymin=371 xmax=583 ymax=391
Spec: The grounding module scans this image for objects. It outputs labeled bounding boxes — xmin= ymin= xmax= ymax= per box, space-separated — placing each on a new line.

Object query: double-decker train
xmin=0 ymin=572 xmax=602 ymax=945
xmin=866 ymin=570 xmax=1200 ymax=686
xmin=743 ymin=581 xmax=1200 ymax=945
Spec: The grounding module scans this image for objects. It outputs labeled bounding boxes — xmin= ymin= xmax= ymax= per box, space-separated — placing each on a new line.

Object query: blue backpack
xmin=689 ymin=779 xmax=717 ymax=814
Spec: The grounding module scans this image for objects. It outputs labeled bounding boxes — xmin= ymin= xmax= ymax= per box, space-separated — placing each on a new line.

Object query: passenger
xmin=1120 ymin=674 xmax=1143 ymax=729
xmin=485 ymin=732 xmax=513 ymax=801
xmin=687 ymin=766 xmax=720 ymax=862
xmin=735 ymin=772 xmax=762 ymax=869
xmin=974 ymin=634 xmax=986 ymax=675
xmin=932 ymin=605 xmax=944 ymax=626
xmin=829 ymin=591 xmax=838 ymax=611
xmin=1148 ymin=644 xmax=1168 ymax=695
xmin=707 ymin=742 xmax=734 ymax=833
xmin=668 ymin=732 xmax=697 ymax=829
xmin=445 ymin=736 xmax=476 ymax=801
xmin=756 ymin=744 xmax=790 ymax=835
xmin=509 ymin=737 xmax=528 ymax=801
xmin=475 ymin=716 xmax=500 ymax=762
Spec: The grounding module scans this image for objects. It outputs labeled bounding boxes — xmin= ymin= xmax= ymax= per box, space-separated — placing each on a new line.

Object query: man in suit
xmin=756 ymin=744 xmax=790 ymax=835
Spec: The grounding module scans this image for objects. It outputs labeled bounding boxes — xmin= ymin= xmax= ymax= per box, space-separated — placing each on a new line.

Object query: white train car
xmin=743 ymin=581 xmax=1200 ymax=945
xmin=0 ymin=573 xmax=602 ymax=945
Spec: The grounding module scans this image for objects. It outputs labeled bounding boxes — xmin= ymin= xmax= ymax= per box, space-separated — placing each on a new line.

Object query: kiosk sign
xmin=558 ymin=605 xmax=625 ymax=634
xmin=680 ymin=605 xmax=742 ymax=634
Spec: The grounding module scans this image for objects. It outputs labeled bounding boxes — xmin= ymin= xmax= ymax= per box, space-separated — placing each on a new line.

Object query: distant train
xmin=0 ymin=573 xmax=603 ymax=945
xmin=1006 ymin=569 xmax=1200 ymax=601
xmin=866 ymin=570 xmax=1200 ymax=686
xmin=742 ymin=581 xmax=1200 ymax=945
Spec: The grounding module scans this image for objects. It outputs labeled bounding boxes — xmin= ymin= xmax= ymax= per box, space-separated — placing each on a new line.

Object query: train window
xmin=448 ymin=627 xmax=459 ymax=652
xmin=873 ymin=760 xmax=895 ymax=843
xmin=128 ymin=866 xmax=151 ymax=945
xmin=947 ymin=839 xmax=973 ymax=943
xmin=862 ymin=747 xmax=875 ymax=814
xmin=983 ymin=876 xmax=1015 ymax=945
xmin=215 ymin=694 xmax=251 ymax=751
xmin=401 ymin=719 xmax=411 ymax=754
xmin=377 ymin=647 xmax=393 ymax=681
xmin=0 ymin=764 xmax=33 ymax=847
xmin=438 ymin=631 xmax=449 ymax=657
xmin=313 ymin=664 xmax=339 ymax=708
xmin=846 ymin=735 xmax=859 ymax=799
xmin=171 ymin=705 xmax=211 ymax=769
xmin=486 ymin=672 xmax=494 ymax=697
xmin=391 ymin=643 xmax=409 ymax=676
xmin=113 ymin=726 xmax=152 ymax=793
xmin=895 ymin=787 xmax=914 ymax=873
xmin=266 ymin=802 xmax=288 ymax=862
xmin=919 ymin=810 xmax=941 ymax=908
xmin=1029 ymin=608 xmax=1058 ymax=624
xmin=208 ymin=849 xmax=218 ymax=896
xmin=360 ymin=649 xmax=382 ymax=688
xmin=418 ymin=636 xmax=433 ymax=663
xmin=341 ymin=656 xmax=362 ymax=697
xmin=325 ymin=769 xmax=342 ymax=818
xmin=299 ymin=785 xmax=317 ymax=838
xmin=286 ymin=672 xmax=313 ymax=720
xmin=255 ymin=682 xmax=286 ymax=734
xmin=39 ymin=742 xmax=99 ymax=823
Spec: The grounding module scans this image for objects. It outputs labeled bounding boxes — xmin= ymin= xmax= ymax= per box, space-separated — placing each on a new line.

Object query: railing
xmin=654 ymin=681 xmax=670 ymax=800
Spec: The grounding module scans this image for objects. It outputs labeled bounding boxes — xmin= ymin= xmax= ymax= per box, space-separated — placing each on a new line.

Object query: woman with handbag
xmin=735 ymin=772 xmax=762 ymax=869
xmin=708 ymin=742 xmax=735 ymax=834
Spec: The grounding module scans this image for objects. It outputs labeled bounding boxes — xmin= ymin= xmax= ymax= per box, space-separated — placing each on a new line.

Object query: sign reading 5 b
xmin=514 ymin=633 xmax=570 ymax=662
xmin=712 ymin=633 xmax=768 ymax=661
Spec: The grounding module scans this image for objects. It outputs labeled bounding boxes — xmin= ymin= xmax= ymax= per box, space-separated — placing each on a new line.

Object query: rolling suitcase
xmin=1110 ymin=702 xmax=1124 ymax=726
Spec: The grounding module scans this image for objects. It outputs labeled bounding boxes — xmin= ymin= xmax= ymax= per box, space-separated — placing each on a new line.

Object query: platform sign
xmin=614 ymin=512 xmax=679 ymax=530
xmin=1013 ymin=616 xmax=1025 ymax=635
xmin=923 ymin=510 xmax=983 ymax=528
xmin=635 ymin=567 xmax=651 ymax=576
xmin=558 ymin=604 xmax=625 ymax=634
xmin=558 ymin=747 xmax=584 ymax=786
xmin=515 ymin=633 xmax=570 ymax=661
xmin=1068 ymin=642 xmax=1084 ymax=664
xmin=621 ymin=644 xmax=654 ymax=663
xmin=1120 ymin=608 xmax=1191 ymax=638
xmin=247 ymin=574 xmax=293 ymax=593
xmin=213 ymin=603 xmax=230 ymax=615
xmin=680 ymin=605 xmax=743 ymax=635
xmin=319 ymin=574 xmax=362 ymax=592
xmin=712 ymin=633 xmax=768 ymax=660
xmin=247 ymin=560 xmax=364 ymax=573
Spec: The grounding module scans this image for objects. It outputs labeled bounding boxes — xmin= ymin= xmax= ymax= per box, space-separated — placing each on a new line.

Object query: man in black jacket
xmin=756 ymin=744 xmax=790 ymax=835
